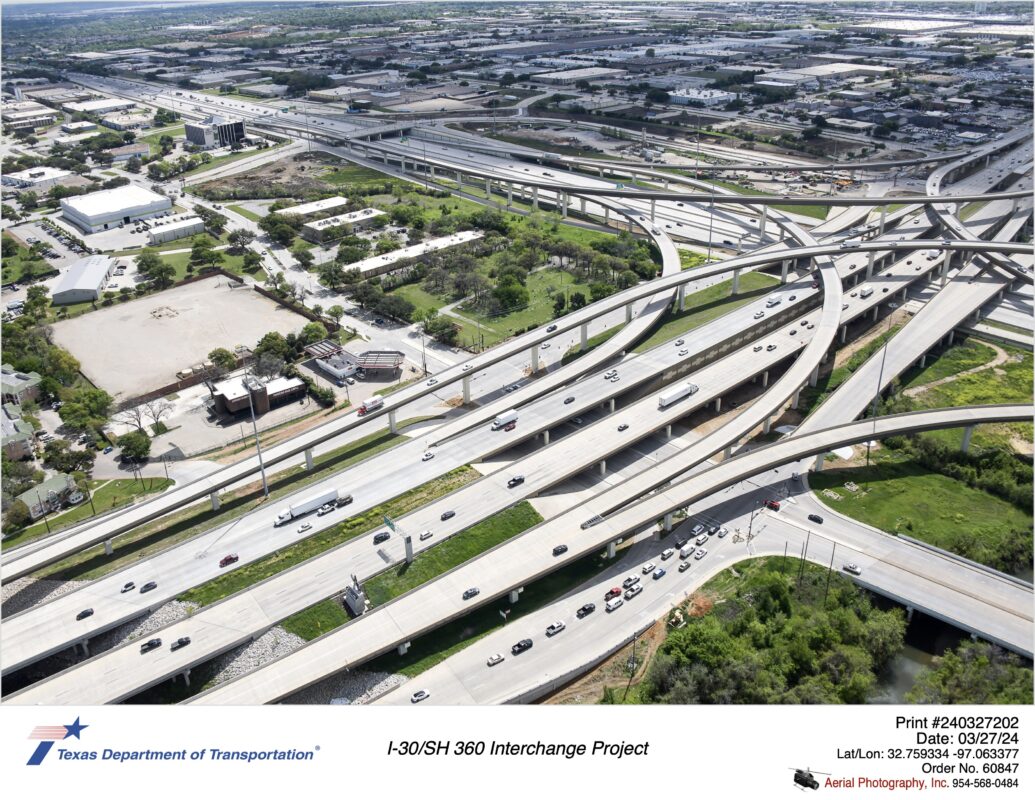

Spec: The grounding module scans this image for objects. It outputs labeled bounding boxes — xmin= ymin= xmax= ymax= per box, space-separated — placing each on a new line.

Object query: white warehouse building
xmin=148 ymin=216 xmax=205 ymax=245
xmin=60 ymin=185 xmax=171 ymax=233
xmin=51 ymin=255 xmax=115 ymax=305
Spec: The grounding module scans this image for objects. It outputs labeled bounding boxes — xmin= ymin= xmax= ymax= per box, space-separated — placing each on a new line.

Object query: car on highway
xmin=120 ymin=582 xmax=135 ymax=593
xmin=576 ymin=603 xmax=596 ymax=619
xmin=674 ymin=339 xmax=685 ymax=346
xmin=653 ymin=567 xmax=666 ymax=580
xmin=766 ymin=344 xmax=777 ymax=351
xmin=753 ymin=311 xmax=765 ymax=319
xmin=622 ymin=575 xmax=640 ymax=589
xmin=297 ymin=522 xmax=313 ymax=534
xmin=753 ymin=345 xmax=763 ymax=352
xmin=540 ymin=342 xmax=550 ymax=350
xmin=419 ymin=530 xmax=433 ymax=542
xmin=422 ymin=452 xmax=435 ymax=462
xmin=426 ymin=378 xmax=438 ymax=386
xmin=695 ymin=548 xmax=708 ymax=560
xmin=76 ymin=608 xmax=94 ymax=621
xmin=546 ymin=324 xmax=557 ymax=332
xmin=508 ymin=475 xmax=525 ymax=488
xmin=140 ymin=638 xmax=162 ymax=654
xmin=487 ymin=653 xmax=504 ymax=667
xmin=552 ymin=544 xmax=568 ymax=556
xmin=695 ymin=534 xmax=708 ymax=546
xmin=462 ymin=364 xmax=473 ymax=371
xmin=660 ymin=548 xmax=675 ymax=561
xmin=317 ymin=504 xmax=334 ymax=516
xmin=603 ymin=370 xmax=618 ymax=379
xmin=441 ymin=510 xmax=456 ymax=521
xmin=411 ymin=690 xmax=430 ymax=703
xmin=617 ymin=423 xmax=629 ymax=432
xmin=808 ymin=514 xmax=824 ymax=524
xmin=764 ymin=499 xmax=781 ymax=511
xmin=678 ymin=348 xmax=689 ymax=356
xmin=462 ymin=587 xmax=480 ymax=600
xmin=219 ymin=554 xmax=239 ymax=568
xmin=678 ymin=561 xmax=692 ymax=573
xmin=140 ymin=581 xmax=157 ymax=593
xmin=788 ymin=295 xmax=796 ymax=302
xmin=609 ymin=375 xmax=619 ymax=383
xmin=171 ymin=637 xmax=191 ymax=651
xmin=564 ymin=396 xmax=575 ymax=404
xmin=843 ymin=563 xmax=862 ymax=576
xmin=511 ymin=639 xmax=533 ymax=655
xmin=605 ymin=587 xmax=622 ymax=601
xmin=546 ymin=621 xmax=565 ymax=636
xmin=624 ymin=583 xmax=643 ymax=600
xmin=373 ymin=531 xmax=390 ymax=545
xmin=641 ymin=562 xmax=656 ymax=575
xmin=789 ymin=329 xmax=798 ymax=336
xmin=337 ymin=494 xmax=354 ymax=507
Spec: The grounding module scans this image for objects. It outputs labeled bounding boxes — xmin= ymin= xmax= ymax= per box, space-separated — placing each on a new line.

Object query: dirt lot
xmin=197 ymin=152 xmax=340 ymax=198
xmin=50 ymin=276 xmax=310 ymax=399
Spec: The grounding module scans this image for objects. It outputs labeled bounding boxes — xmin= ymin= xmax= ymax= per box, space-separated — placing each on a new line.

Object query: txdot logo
xmin=27 ymin=717 xmax=88 ymax=766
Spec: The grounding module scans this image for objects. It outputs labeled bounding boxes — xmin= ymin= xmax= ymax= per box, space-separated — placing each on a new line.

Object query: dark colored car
xmin=121 ymin=582 xmax=135 ymax=593
xmin=337 ymin=494 xmax=354 ymax=507
xmin=507 ymin=475 xmax=525 ymax=488
xmin=219 ymin=554 xmax=239 ymax=568
xmin=140 ymin=581 xmax=157 ymax=593
xmin=808 ymin=514 xmax=824 ymax=524
xmin=462 ymin=587 xmax=480 ymax=600
xmin=576 ymin=603 xmax=596 ymax=619
xmin=170 ymin=637 xmax=191 ymax=651
xmin=511 ymin=638 xmax=533 ymax=655
xmin=140 ymin=638 xmax=162 ymax=654
xmin=503 ymin=421 xmax=517 ymax=432
xmin=552 ymin=544 xmax=568 ymax=556
xmin=546 ymin=324 xmax=557 ymax=332
xmin=76 ymin=608 xmax=94 ymax=621
xmin=440 ymin=510 xmax=456 ymax=521
xmin=708 ymin=526 xmax=720 ymax=536
xmin=564 ymin=396 xmax=575 ymax=405
xmin=373 ymin=531 xmax=390 ymax=545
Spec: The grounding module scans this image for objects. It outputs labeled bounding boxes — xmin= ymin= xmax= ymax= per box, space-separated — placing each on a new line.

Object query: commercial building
xmin=188 ymin=70 xmax=262 ymax=88
xmin=50 ymin=255 xmax=116 ymax=305
xmin=1 ymin=166 xmax=71 ymax=190
xmin=60 ymin=185 xmax=171 ymax=233
xmin=1 ymin=364 xmax=42 ymax=404
xmin=211 ymin=374 xmax=306 ymax=415
xmin=100 ymin=113 xmax=152 ymax=131
xmin=300 ymin=208 xmax=385 ymax=242
xmin=669 ymin=88 xmax=739 ymax=107
xmin=108 ymin=142 xmax=150 ymax=162
xmin=2 ymin=104 xmax=58 ymax=130
xmin=279 ymin=195 xmax=350 ymax=219
xmin=184 ymin=115 xmax=246 ymax=149
xmin=238 ymin=83 xmax=289 ymax=98
xmin=148 ymin=216 xmax=206 ymax=245
xmin=61 ymin=120 xmax=97 ymax=134
xmin=535 ymin=67 xmax=626 ymax=85
xmin=61 ymin=97 xmax=137 ymax=115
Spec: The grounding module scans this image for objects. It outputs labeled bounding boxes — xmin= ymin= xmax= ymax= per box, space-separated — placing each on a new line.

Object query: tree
xmin=227 ymin=229 xmax=255 ymax=253
xmin=59 ymin=388 xmax=114 ymax=433
xmin=208 ymin=347 xmax=237 ymax=376
xmin=327 ymin=305 xmax=345 ymax=326
xmin=906 ymin=641 xmax=1032 ymax=704
xmin=242 ymin=250 xmax=262 ymax=272
xmin=20 ymin=191 xmax=38 ymax=211
xmin=252 ymin=352 xmax=285 ymax=380
xmin=292 ymin=246 xmax=315 ymax=269
xmin=114 ymin=403 xmax=148 ymax=432
xmin=135 ymin=248 xmax=164 ymax=277
xmin=552 ymin=294 xmax=567 ymax=316
xmin=569 ymin=291 xmax=587 ymax=310
xmin=149 ymin=259 xmax=177 ymax=288
xmin=125 ymin=156 xmax=142 ymax=173
xmin=300 ymin=321 xmax=328 ymax=344
xmin=253 ymin=331 xmax=292 ymax=361
xmin=43 ymin=439 xmax=96 ymax=475
xmin=117 ymin=430 xmax=151 ymax=461
xmin=268 ymin=223 xmax=296 ymax=248
xmin=22 ymin=285 xmax=50 ymax=321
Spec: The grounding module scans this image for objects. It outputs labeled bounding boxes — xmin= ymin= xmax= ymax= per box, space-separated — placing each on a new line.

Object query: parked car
xmin=764 ymin=499 xmax=781 ymax=511
xmin=653 ymin=568 xmax=666 ymax=580
xmin=102 ymin=446 xmax=114 ymax=454
xmin=641 ymin=562 xmax=656 ymax=575
xmin=808 ymin=514 xmax=824 ymax=524
xmin=695 ymin=549 xmax=708 ymax=560
xmin=219 ymin=554 xmax=239 ymax=568
xmin=411 ymin=690 xmax=429 ymax=703
xmin=576 ymin=603 xmax=596 ymax=619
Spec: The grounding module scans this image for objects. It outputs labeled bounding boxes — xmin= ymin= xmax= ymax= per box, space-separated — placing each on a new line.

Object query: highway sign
xmin=383 ymin=515 xmax=396 ymax=532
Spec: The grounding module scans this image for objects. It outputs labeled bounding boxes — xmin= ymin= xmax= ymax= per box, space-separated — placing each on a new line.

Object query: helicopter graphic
xmin=790 ymin=766 xmax=830 ymax=790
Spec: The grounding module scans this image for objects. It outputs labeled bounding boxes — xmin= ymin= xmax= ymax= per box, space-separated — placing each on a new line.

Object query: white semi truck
xmin=274 ymin=488 xmax=342 ymax=526
xmin=658 ymin=382 xmax=699 ymax=409
xmin=357 ymin=396 xmax=383 ymax=416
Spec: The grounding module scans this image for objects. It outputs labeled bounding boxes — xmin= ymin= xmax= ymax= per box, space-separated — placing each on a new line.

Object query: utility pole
xmin=823 ymin=542 xmax=836 ymax=606
xmin=35 ymin=490 xmax=51 ymax=533
xmin=246 ymin=386 xmax=269 ymax=497
xmin=864 ymin=314 xmax=894 ymax=486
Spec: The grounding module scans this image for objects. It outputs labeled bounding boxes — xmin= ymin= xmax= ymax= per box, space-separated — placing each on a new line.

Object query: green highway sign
xmin=383 ymin=515 xmax=396 ymax=532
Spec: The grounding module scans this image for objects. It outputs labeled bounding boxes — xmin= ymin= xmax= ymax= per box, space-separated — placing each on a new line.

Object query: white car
xmin=843 ymin=563 xmax=862 ymax=576
xmin=545 ymin=621 xmax=566 ymax=637
xmin=753 ymin=311 xmax=764 ymax=319
xmin=695 ymin=548 xmax=708 ymax=560
xmin=696 ymin=534 xmax=709 ymax=546
xmin=487 ymin=653 xmax=504 ymax=667
xmin=624 ymin=583 xmax=643 ymax=600
xmin=641 ymin=562 xmax=656 ymax=575
xmin=660 ymin=548 xmax=675 ymax=560
xmin=411 ymin=690 xmax=429 ymax=703
xmin=316 ymin=504 xmax=334 ymax=516
xmin=422 ymin=452 xmax=435 ymax=462
xmin=462 ymin=364 xmax=474 ymax=371
xmin=297 ymin=522 xmax=312 ymax=534
xmin=427 ymin=378 xmax=438 ymax=386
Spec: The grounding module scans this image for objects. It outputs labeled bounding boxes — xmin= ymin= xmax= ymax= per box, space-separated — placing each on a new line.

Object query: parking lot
xmin=50 ymin=276 xmax=312 ymax=398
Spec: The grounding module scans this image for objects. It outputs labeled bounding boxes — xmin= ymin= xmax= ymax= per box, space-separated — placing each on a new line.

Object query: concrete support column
xmin=759 ymin=204 xmax=768 ymax=236
xmin=961 ymin=425 xmax=975 ymax=454
xmin=80 ymin=640 xmax=90 ymax=657
xmin=761 ymin=370 xmax=769 ymax=388
xmin=462 ymin=374 xmax=471 ymax=404
xmin=814 ymin=453 xmax=825 ymax=472
xmin=304 ymin=447 xmax=314 ymax=470
xmin=561 ymin=193 xmax=568 ymax=218
xmin=878 ymin=205 xmax=888 ymax=235
xmin=580 ymin=197 xmax=586 ymax=213
xmin=104 ymin=539 xmax=113 ymax=556
xmin=609 ymin=397 xmax=615 ymax=413
xmin=485 ymin=177 xmax=490 ymax=197
xmin=429 ymin=165 xmax=435 ymax=179
xmin=604 ymin=207 xmax=610 ymax=225
xmin=210 ymin=491 xmax=220 ymax=511
xmin=919 ymin=354 xmax=927 ymax=368
xmin=723 ymin=444 xmax=733 ymax=459
xmin=606 ymin=541 xmax=616 ymax=559
xmin=580 ymin=322 xmax=588 ymax=351
xmin=791 ymin=388 xmax=801 ymax=410
xmin=780 ymin=259 xmax=790 ymax=284
xmin=650 ymin=198 xmax=656 ymax=222
xmin=973 ymin=308 xmax=981 ymax=322
xmin=865 ymin=250 xmax=875 ymax=279
xmin=906 ymin=606 xmax=915 ymax=622
xmin=529 ymin=344 xmax=540 ymax=372
xmin=676 ymin=284 xmax=686 ymax=311
xmin=397 ymin=641 xmax=411 ymax=655
xmin=665 ymin=424 xmax=672 ymax=438
xmin=388 ymin=409 xmax=397 ymax=433
xmin=714 ymin=396 xmax=722 ymax=413
xmin=839 ymin=325 xmax=847 ymax=344
xmin=947 ymin=329 xmax=955 ymax=346
xmin=509 ymin=588 xmax=523 ymax=603
xmin=532 ymin=186 xmax=539 ymax=210
xmin=808 ymin=365 xmax=820 ymax=387
xmin=404 ymin=534 xmax=413 ymax=564
xmin=182 ymin=669 xmax=191 ymax=687
xmin=871 ymin=306 xmax=879 ymax=322
xmin=506 ymin=183 xmax=513 ymax=209
xmin=901 ymin=288 xmax=908 ymax=301
xmin=457 ymin=171 xmax=463 ymax=190
xmin=542 ymin=429 xmax=550 ymax=446
xmin=599 ymin=460 xmax=606 ymax=476
xmin=731 ymin=268 xmax=741 ymax=295
xmin=663 ymin=512 xmax=673 ymax=532
xmin=625 ymin=302 xmax=633 ymax=323
xmin=762 ymin=416 xmax=771 ymax=434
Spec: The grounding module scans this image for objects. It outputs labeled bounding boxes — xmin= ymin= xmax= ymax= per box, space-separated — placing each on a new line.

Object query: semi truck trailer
xmin=274 ymin=488 xmax=342 ymax=526
xmin=658 ymin=382 xmax=699 ymax=409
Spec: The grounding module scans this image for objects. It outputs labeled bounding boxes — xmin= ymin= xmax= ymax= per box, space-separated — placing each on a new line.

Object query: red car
xmin=764 ymin=500 xmax=781 ymax=511
xmin=604 ymin=587 xmax=622 ymax=601
xmin=219 ymin=553 xmax=239 ymax=568
xmin=503 ymin=421 xmax=517 ymax=431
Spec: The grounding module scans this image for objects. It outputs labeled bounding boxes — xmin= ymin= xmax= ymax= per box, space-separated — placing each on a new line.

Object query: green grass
xmin=798 ymin=324 xmax=903 ymax=417
xmin=365 ymin=502 xmax=543 ymax=607
xmin=227 ymin=204 xmax=263 ymax=222
xmin=900 ymin=338 xmax=998 ymax=388
xmin=178 ymin=467 xmax=477 ymax=606
xmin=481 ymin=130 xmax=609 ymax=159
xmin=181 ymin=143 xmax=286 ymax=178
xmin=281 ymin=598 xmax=352 ymax=641
xmin=322 ymin=163 xmax=405 ymax=189
xmin=38 ymin=421 xmax=422 ymax=582
xmin=5 ymin=478 xmax=174 ymax=549
xmin=139 ymin=125 xmax=185 ymax=153
xmin=114 ymin=231 xmax=232 ymax=257
xmin=1 ymin=237 xmax=55 ymax=283
xmin=374 ymin=374 xmax=425 ymax=397
xmin=960 ymin=201 xmax=987 ymax=221
xmin=158 ymin=248 xmax=250 ymax=280
xmin=561 ymin=327 xmax=620 ymax=365
xmin=679 ymin=249 xmax=708 ymax=270
xmin=809 ymin=458 xmax=1032 ymax=572
xmin=633 ymin=271 xmax=779 ymax=353
xmin=977 ymin=319 xmax=1033 ymax=337
xmin=365 ymin=544 xmax=620 ymax=678
xmin=386 ymin=283 xmax=447 ymax=319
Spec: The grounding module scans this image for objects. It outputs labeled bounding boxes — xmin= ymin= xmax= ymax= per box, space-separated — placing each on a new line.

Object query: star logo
xmin=27 ymin=717 xmax=88 ymax=765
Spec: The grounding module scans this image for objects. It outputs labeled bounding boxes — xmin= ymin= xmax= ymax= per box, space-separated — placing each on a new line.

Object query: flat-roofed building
xmin=62 ymin=97 xmax=137 ymax=115
xmin=279 ymin=196 xmax=350 ymax=219
xmin=2 ymin=166 xmax=71 ymax=190
xmin=669 ymin=88 xmax=739 ymax=107
xmin=61 ymin=185 xmax=171 ymax=233
xmin=100 ymin=113 xmax=152 ymax=131
xmin=184 ymin=115 xmax=246 ymax=149
xmin=300 ymin=208 xmax=385 ymax=242
xmin=50 ymin=255 xmax=116 ymax=305
xmin=61 ymin=120 xmax=97 ymax=134
xmin=211 ymin=374 xmax=306 ymax=415
xmin=108 ymin=142 xmax=150 ymax=163
xmin=148 ymin=216 xmax=205 ymax=245
xmin=535 ymin=66 xmax=626 ymax=85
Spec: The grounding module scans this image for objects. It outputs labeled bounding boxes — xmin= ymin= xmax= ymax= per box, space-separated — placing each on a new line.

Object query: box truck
xmin=357 ymin=396 xmax=383 ymax=416
xmin=658 ymin=382 xmax=699 ymax=409
xmin=859 ymin=285 xmax=874 ymax=299
xmin=274 ymin=488 xmax=342 ymax=526
xmin=492 ymin=409 xmax=519 ymax=430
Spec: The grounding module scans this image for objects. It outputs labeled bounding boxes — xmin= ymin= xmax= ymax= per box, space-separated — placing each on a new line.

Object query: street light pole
xmin=246 ymin=388 xmax=269 ymax=497
xmin=864 ymin=314 xmax=894 ymax=484
xmin=35 ymin=490 xmax=51 ymax=533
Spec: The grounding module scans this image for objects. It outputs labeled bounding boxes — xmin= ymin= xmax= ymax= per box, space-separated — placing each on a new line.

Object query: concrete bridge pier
xmin=484 ymin=177 xmax=491 ymax=198
xmin=509 ymin=588 xmax=523 ymax=603
xmin=79 ymin=639 xmax=90 ymax=657
xmin=210 ymin=491 xmax=220 ymax=511
xmin=906 ymin=606 xmax=914 ymax=622
xmin=561 ymin=193 xmax=568 ymax=218
xmin=388 ymin=409 xmax=398 ymax=433
xmin=529 ymin=344 xmax=540 ymax=372
xmin=650 ymin=198 xmax=656 ymax=222
xmin=780 ymin=259 xmax=790 ymax=284
xmin=304 ymin=447 xmax=314 ymax=470
xmin=947 ymin=329 xmax=955 ymax=346
xmin=839 ymin=325 xmax=847 ymax=344
xmin=878 ymin=205 xmax=888 ymax=236
xmin=625 ymin=302 xmax=633 ymax=323
xmin=506 ymin=183 xmax=513 ymax=208
xmin=814 ymin=453 xmax=825 ymax=472
xmin=761 ymin=370 xmax=769 ymax=388
xmin=871 ymin=306 xmax=879 ymax=322
xmin=759 ymin=204 xmax=768 ymax=236
xmin=676 ymin=284 xmax=686 ymax=311
xmin=462 ymin=374 xmax=471 ymax=404
xmin=606 ymin=541 xmax=616 ymax=559
xmin=456 ymin=171 xmax=463 ymax=190
xmin=580 ymin=322 xmax=588 ymax=351
xmin=397 ymin=641 xmax=411 ymax=655
xmin=714 ymin=396 xmax=722 ymax=413
xmin=604 ymin=207 xmax=610 ymax=225
xmin=762 ymin=416 xmax=772 ymax=435
xmin=731 ymin=268 xmax=741 ymax=295
xmin=532 ymin=186 xmax=539 ymax=210
xmin=961 ymin=425 xmax=975 ymax=454
xmin=609 ymin=397 xmax=615 ymax=413
xmin=665 ymin=424 xmax=672 ymax=438
xmin=598 ymin=460 xmax=607 ymax=476
xmin=542 ymin=429 xmax=550 ymax=445
xmin=580 ymin=197 xmax=586 ymax=214
xmin=808 ymin=364 xmax=820 ymax=387
xmin=865 ymin=251 xmax=875 ymax=279
xmin=181 ymin=668 xmax=191 ymax=687
xmin=791 ymin=388 xmax=801 ymax=410
xmin=103 ymin=539 xmax=113 ymax=556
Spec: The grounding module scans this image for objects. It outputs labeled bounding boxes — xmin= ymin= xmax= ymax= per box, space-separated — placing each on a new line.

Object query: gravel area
xmin=1 ymin=576 xmax=91 ymax=617
xmin=202 ymin=626 xmax=307 ymax=688
xmin=283 ymin=668 xmax=408 ymax=705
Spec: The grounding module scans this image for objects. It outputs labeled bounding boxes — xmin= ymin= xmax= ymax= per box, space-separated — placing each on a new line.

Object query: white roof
xmin=303 ymin=207 xmax=385 ymax=231
xmin=150 ymin=216 xmax=204 ymax=234
xmin=279 ymin=196 xmax=350 ymax=217
xmin=52 ymin=255 xmax=113 ymax=297
xmin=352 ymin=231 xmax=483 ymax=276
xmin=61 ymin=185 xmax=169 ymax=218
xmin=5 ymin=166 xmax=71 ymax=182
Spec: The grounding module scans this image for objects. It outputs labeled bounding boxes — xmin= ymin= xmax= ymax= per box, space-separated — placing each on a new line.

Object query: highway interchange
xmin=2 ymin=73 xmax=1033 ymax=706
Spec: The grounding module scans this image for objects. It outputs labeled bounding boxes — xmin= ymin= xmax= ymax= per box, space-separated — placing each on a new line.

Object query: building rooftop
xmin=52 ymin=255 xmax=115 ymax=297
xmin=303 ymin=208 xmax=385 ymax=231
xmin=61 ymin=185 xmax=169 ymax=218
xmin=279 ymin=196 xmax=350 ymax=217
xmin=1 ymin=364 xmax=42 ymax=397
